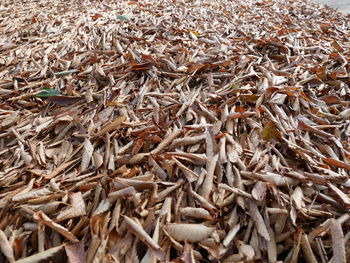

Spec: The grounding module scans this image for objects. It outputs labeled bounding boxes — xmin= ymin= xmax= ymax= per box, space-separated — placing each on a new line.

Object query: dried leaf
xmin=248 ymin=200 xmax=270 ymax=241
xmin=260 ymin=121 xmax=281 ymax=141
xmin=0 ymin=230 xmax=15 ymax=263
xmin=331 ymin=219 xmax=346 ymax=263
xmin=323 ymin=158 xmax=350 ymax=171
xmin=64 ymin=242 xmax=85 ymax=263
xmin=123 ymin=216 xmax=164 ymax=260
xmin=56 ymin=192 xmax=86 ymax=221
xmin=165 ymin=224 xmax=214 ymax=242
xmin=81 ymin=138 xmax=93 ymax=171
xmin=35 ymin=88 xmax=61 ymax=98
xmin=15 ymin=245 xmax=64 ymax=263
xmin=251 ymin=181 xmax=267 ymax=202
xmin=129 ymin=62 xmax=155 ymax=71
xmin=1 ymin=0 xmax=350 ymax=261
xmin=116 ymin=15 xmax=129 ymax=20
xmin=93 ymin=115 xmax=126 ymax=138
xmin=108 ymin=186 xmax=136 ymax=202
xmin=47 ymin=96 xmax=84 ymax=105
xmin=33 ymin=211 xmax=79 ymax=243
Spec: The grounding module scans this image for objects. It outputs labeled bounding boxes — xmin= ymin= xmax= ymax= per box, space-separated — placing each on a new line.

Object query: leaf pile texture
xmin=0 ymin=0 xmax=350 ymax=262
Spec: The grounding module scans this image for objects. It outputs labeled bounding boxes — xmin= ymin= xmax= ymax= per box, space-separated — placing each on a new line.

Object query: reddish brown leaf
xmin=129 ymin=61 xmax=155 ymax=71
xmin=323 ymin=158 xmax=350 ymax=171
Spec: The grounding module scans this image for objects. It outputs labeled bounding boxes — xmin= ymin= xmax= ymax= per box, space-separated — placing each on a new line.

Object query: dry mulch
xmin=0 ymin=0 xmax=350 ymax=262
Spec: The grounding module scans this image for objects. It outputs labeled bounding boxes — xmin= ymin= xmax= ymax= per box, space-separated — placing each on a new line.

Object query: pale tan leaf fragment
xmin=219 ymin=183 xmax=253 ymax=199
xmin=236 ymin=240 xmax=255 ymax=260
xmin=81 ymin=138 xmax=93 ymax=171
xmin=0 ymin=111 xmax=19 ymax=128
xmin=200 ymin=154 xmax=218 ymax=200
xmin=123 ymin=216 xmax=164 ymax=260
xmin=331 ymin=219 xmax=346 ymax=263
xmin=292 ymin=186 xmax=304 ymax=210
xmin=219 ymin=136 xmax=227 ymax=164
xmin=141 ymin=218 xmax=161 ymax=263
xmin=13 ymin=188 xmax=52 ymax=202
xmin=170 ymin=134 xmax=205 ymax=149
xmin=165 ymin=152 xmax=208 ymax=165
xmin=46 ymin=158 xmax=80 ymax=179
xmin=93 ymin=151 xmax=103 ymax=169
xmin=38 ymin=223 xmax=45 ymax=253
xmin=339 ymin=108 xmax=350 ymax=119
xmin=57 ymin=192 xmax=86 ymax=222
xmin=165 ymin=223 xmax=214 ymax=242
xmin=248 ymin=200 xmax=270 ymax=241
xmin=86 ymin=233 xmax=101 ymax=263
xmin=15 ymin=245 xmax=63 ymax=263
xmin=93 ymin=115 xmax=126 ymax=137
xmin=180 ymin=243 xmax=196 ymax=263
xmin=190 ymin=190 xmax=217 ymax=213
xmin=115 ymin=153 xmax=149 ymax=165
xmin=157 ymin=180 xmax=183 ymax=201
xmin=33 ymin=211 xmax=79 ymax=243
xmin=173 ymin=157 xmax=199 ymax=182
xmin=180 ymin=207 xmax=212 ymax=220
xmin=252 ymin=181 xmax=267 ymax=202
xmin=151 ymin=129 xmax=183 ymax=155
xmin=240 ymin=171 xmax=298 ymax=186
xmin=250 ymin=228 xmax=261 ymax=259
xmin=267 ymin=227 xmax=277 ymax=263
xmin=93 ymin=199 xmax=111 ymax=217
xmin=327 ymin=182 xmax=350 ymax=207
xmin=205 ymin=125 xmax=217 ymax=159
xmin=0 ymin=230 xmax=15 ymax=263
xmin=223 ymin=223 xmax=241 ymax=247
xmin=300 ymin=233 xmax=318 ymax=263
xmin=113 ymin=177 xmax=155 ymax=190
xmin=149 ymin=155 xmax=167 ymax=180
xmin=108 ymin=186 xmax=136 ymax=202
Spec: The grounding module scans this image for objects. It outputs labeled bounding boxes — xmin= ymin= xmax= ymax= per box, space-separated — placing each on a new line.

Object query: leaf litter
xmin=0 ymin=0 xmax=350 ymax=262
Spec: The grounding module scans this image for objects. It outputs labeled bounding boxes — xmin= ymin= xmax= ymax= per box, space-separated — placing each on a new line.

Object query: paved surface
xmin=312 ymin=0 xmax=350 ymax=14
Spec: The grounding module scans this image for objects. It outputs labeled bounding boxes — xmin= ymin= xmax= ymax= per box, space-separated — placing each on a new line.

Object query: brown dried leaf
xmin=64 ymin=242 xmax=85 ymax=263
xmin=56 ymin=192 xmax=86 ymax=222
xmin=81 ymin=139 xmax=93 ymax=171
xmin=260 ymin=121 xmax=281 ymax=141
xmin=123 ymin=216 xmax=164 ymax=260
xmin=248 ymin=200 xmax=270 ymax=241
xmin=251 ymin=181 xmax=267 ymax=202
xmin=93 ymin=115 xmax=126 ymax=138
xmin=33 ymin=211 xmax=79 ymax=243
xmin=15 ymin=245 xmax=64 ymax=263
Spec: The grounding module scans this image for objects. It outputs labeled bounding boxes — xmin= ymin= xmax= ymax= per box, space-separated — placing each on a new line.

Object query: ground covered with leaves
xmin=0 ymin=0 xmax=350 ymax=262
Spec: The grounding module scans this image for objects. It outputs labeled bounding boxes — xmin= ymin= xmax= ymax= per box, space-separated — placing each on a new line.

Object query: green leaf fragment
xmin=36 ymin=88 xmax=61 ymax=98
xmin=231 ymin=83 xmax=240 ymax=89
xmin=116 ymin=15 xmax=129 ymax=21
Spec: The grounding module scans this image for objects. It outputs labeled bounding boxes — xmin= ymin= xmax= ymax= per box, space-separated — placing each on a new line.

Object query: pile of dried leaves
xmin=1 ymin=0 xmax=350 ymax=262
